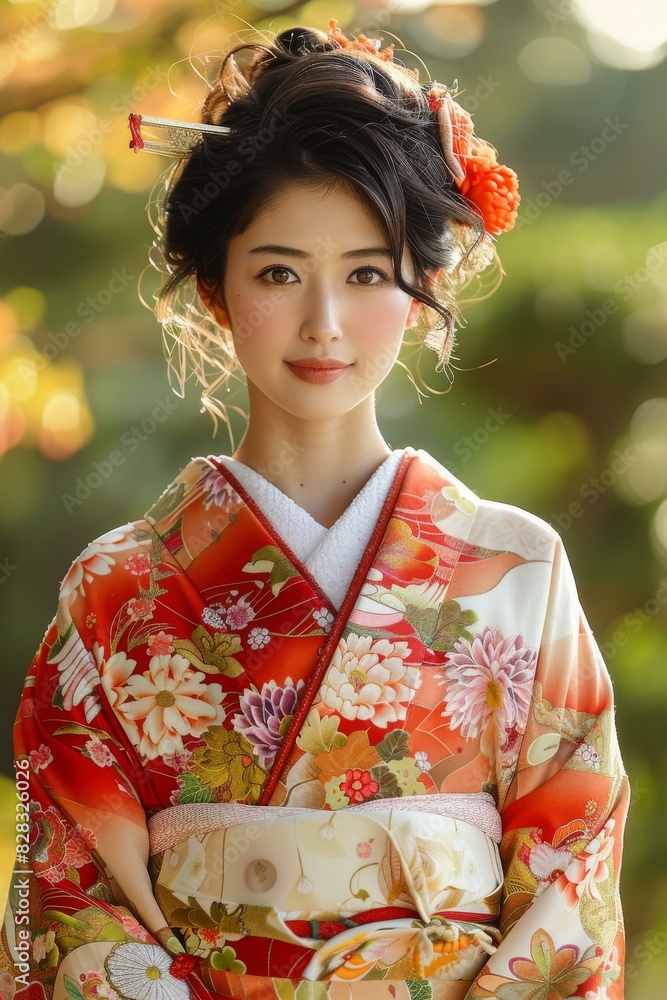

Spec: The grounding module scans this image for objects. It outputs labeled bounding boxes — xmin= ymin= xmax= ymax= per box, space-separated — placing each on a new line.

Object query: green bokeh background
xmin=1 ymin=1 xmax=666 ymax=995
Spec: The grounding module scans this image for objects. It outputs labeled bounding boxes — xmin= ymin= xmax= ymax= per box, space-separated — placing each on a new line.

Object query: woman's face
xmin=201 ymin=181 xmax=435 ymax=423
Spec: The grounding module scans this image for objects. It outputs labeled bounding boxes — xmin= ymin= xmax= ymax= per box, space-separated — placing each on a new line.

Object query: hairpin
xmin=128 ymin=114 xmax=231 ymax=157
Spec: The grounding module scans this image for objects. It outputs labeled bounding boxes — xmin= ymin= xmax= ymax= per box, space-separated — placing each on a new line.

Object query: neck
xmin=228 ymin=387 xmax=396 ymax=525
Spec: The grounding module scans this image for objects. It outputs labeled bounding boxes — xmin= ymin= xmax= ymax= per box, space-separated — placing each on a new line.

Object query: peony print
xmin=315 ymin=632 xmax=420 ymax=729
xmin=116 ymin=654 xmax=226 ymax=760
xmin=440 ymin=626 xmax=536 ymax=740
xmin=232 ymin=677 xmax=305 ymax=767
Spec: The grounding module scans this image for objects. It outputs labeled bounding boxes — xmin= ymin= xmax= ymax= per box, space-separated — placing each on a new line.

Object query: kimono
xmin=0 ymin=445 xmax=629 ymax=1000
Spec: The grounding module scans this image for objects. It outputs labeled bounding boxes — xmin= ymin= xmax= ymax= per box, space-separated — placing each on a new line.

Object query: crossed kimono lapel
xmin=145 ymin=447 xmax=481 ymax=803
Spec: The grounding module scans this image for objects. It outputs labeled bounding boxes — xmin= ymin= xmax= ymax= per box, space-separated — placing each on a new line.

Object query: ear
xmin=197 ymin=279 xmax=231 ymax=329
xmin=406 ymin=266 xmax=446 ymax=329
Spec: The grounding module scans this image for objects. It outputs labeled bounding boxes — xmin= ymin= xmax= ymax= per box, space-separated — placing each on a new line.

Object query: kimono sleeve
xmin=468 ymin=533 xmax=630 ymax=1000
xmin=0 ymin=523 xmax=190 ymax=1000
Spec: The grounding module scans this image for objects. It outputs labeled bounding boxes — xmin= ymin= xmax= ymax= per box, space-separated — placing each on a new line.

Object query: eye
xmin=257 ymin=266 xmax=298 ymax=285
xmin=351 ymin=267 xmax=389 ymax=287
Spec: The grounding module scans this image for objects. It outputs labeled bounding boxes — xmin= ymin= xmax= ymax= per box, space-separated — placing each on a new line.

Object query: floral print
xmin=441 ymin=626 xmax=536 ymax=740
xmin=117 ymin=654 xmax=226 ymax=760
xmin=247 ymin=627 xmax=270 ymax=649
xmin=105 ymin=942 xmax=190 ymax=1000
xmin=339 ymin=768 xmax=379 ymax=803
xmin=315 ymin=632 xmax=421 ymax=728
xmin=556 ymin=819 xmax=615 ymax=911
xmin=29 ymin=744 xmax=53 ymax=771
xmin=232 ymin=677 xmax=305 ymax=767
xmin=0 ymin=448 xmax=628 ymax=1000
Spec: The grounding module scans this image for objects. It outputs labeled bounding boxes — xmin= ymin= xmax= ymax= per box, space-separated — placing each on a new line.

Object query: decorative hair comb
xmin=128 ymin=114 xmax=231 ymax=157
xmin=127 ymin=17 xmax=519 ymax=234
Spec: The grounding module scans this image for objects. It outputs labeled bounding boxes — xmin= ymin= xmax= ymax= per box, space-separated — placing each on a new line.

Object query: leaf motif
xmin=376 ymin=729 xmax=410 ymax=762
xmin=97 ymin=921 xmax=128 ymax=941
xmin=313 ymin=729 xmax=380 ymax=782
xmin=529 ymin=927 xmax=554 ymax=979
xmin=378 ymin=837 xmax=408 ymax=905
xmin=431 ymin=601 xmax=478 ymax=651
xmin=190 ymin=726 xmax=265 ymax=802
xmin=296 ymin=708 xmax=345 ymax=755
xmin=145 ymin=483 xmax=187 ymax=523
xmin=174 ymin=626 xmax=244 ymax=677
xmin=407 ymin=982 xmax=433 ymax=1000
xmin=63 ymin=975 xmax=85 ymax=1000
xmin=176 ymin=772 xmax=212 ymax=804
xmin=274 ymin=979 xmax=297 ymax=1000
xmin=401 ymin=598 xmax=477 ymax=651
xmin=49 ymin=620 xmax=76 ymax=660
xmin=370 ymin=763 xmax=401 ymax=799
xmin=52 ymin=724 xmax=125 ymax=750
xmin=282 ymin=753 xmax=326 ymax=808
xmin=242 ymin=545 xmax=300 ymax=596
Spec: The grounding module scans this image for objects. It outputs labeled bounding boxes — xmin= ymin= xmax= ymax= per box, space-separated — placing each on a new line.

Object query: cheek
xmin=354 ymin=289 xmax=414 ymax=326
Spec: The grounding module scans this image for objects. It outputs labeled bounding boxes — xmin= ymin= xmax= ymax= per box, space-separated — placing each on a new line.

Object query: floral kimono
xmin=0 ymin=446 xmax=629 ymax=1000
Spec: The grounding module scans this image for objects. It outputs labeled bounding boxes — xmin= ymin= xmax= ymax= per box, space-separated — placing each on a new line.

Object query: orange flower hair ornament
xmin=127 ymin=17 xmax=520 ymax=236
xmin=426 ymin=81 xmax=520 ymax=236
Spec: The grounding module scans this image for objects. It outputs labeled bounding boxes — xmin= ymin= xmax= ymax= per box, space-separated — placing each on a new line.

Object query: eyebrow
xmin=248 ymin=244 xmax=393 ymax=260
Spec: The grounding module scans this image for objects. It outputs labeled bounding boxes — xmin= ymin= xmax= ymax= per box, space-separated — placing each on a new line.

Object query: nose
xmin=299 ymin=283 xmax=343 ymax=344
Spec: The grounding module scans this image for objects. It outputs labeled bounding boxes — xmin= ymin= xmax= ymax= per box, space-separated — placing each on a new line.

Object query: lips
xmin=285 ymin=360 xmax=352 ymax=384
xmin=286 ymin=359 xmax=351 ymax=369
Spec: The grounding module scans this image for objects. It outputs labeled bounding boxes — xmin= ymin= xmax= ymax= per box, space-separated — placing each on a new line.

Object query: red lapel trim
xmin=204 ymin=455 xmax=339 ymax=618
xmin=258 ymin=446 xmax=418 ymax=804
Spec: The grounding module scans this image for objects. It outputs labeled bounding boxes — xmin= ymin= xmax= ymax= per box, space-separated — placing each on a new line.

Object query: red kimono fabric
xmin=0 ymin=446 xmax=629 ymax=1000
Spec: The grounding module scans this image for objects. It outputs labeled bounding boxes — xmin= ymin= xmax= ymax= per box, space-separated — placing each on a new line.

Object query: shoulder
xmin=414 ymin=447 xmax=560 ymax=562
xmin=57 ymin=454 xmax=214 ymax=611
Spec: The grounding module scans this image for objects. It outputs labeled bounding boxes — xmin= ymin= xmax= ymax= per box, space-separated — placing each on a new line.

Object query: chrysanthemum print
xmin=440 ymin=626 xmax=536 ymax=740
xmin=1 ymin=446 xmax=628 ymax=1000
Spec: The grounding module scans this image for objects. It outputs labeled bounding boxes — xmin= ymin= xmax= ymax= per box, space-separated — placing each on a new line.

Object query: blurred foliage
xmin=1 ymin=0 xmax=667 ymax=995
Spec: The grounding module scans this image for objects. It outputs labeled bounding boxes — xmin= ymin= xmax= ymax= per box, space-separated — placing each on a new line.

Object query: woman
xmin=0 ymin=18 xmax=628 ymax=1000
